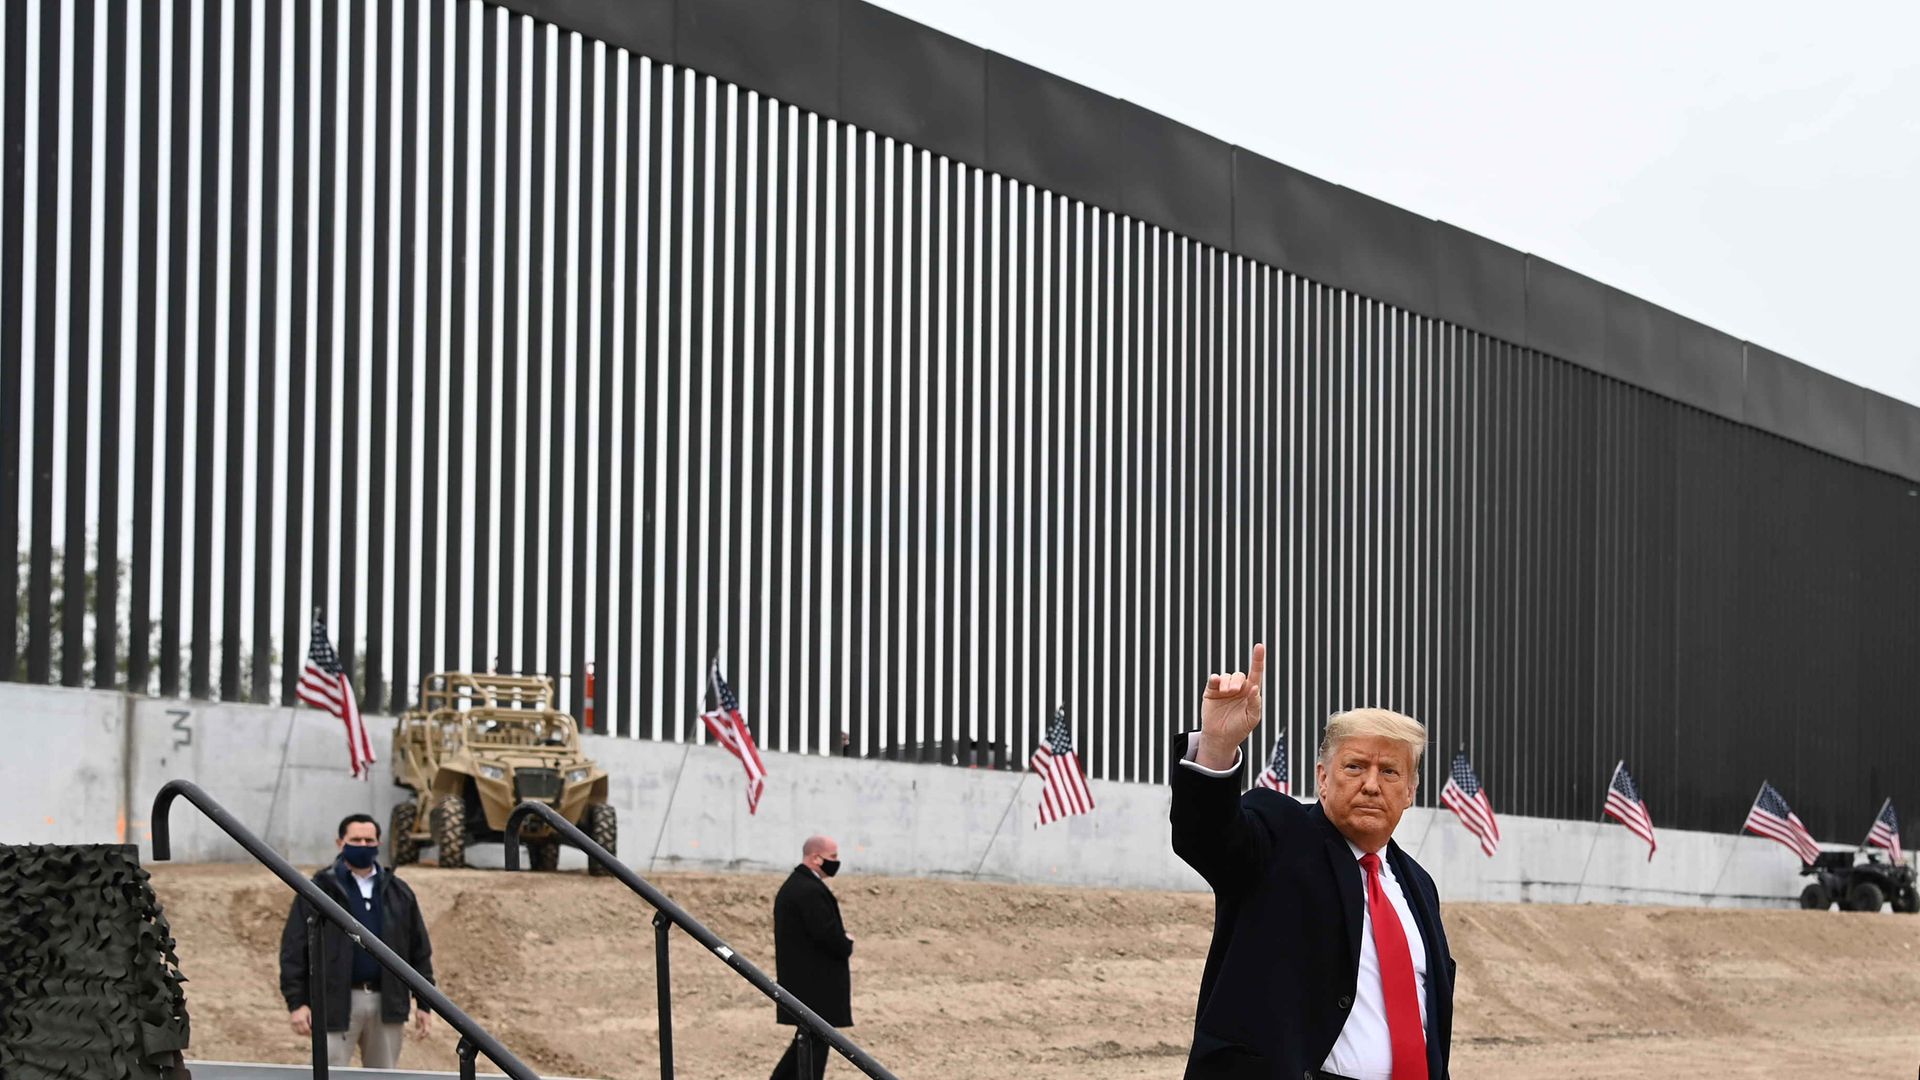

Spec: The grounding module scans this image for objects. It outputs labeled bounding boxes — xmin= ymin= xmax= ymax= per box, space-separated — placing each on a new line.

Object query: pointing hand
xmin=1196 ymin=643 xmax=1265 ymax=771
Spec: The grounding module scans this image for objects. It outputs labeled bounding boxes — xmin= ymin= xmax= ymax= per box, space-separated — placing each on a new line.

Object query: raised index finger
xmin=1248 ymin=643 xmax=1266 ymax=692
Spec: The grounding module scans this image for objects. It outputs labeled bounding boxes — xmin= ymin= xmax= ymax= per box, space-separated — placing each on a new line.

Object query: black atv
xmin=1799 ymin=850 xmax=1919 ymax=913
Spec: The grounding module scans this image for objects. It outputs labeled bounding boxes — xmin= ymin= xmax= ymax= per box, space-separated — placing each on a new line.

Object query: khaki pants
xmin=327 ymin=989 xmax=406 ymax=1069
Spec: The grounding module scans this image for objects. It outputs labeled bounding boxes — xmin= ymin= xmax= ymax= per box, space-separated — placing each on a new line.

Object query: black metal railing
xmin=503 ymin=800 xmax=900 ymax=1080
xmin=150 ymin=780 xmax=539 ymax=1080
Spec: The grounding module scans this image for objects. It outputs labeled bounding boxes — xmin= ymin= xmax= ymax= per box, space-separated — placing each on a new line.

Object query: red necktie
xmin=1359 ymin=852 xmax=1428 ymax=1080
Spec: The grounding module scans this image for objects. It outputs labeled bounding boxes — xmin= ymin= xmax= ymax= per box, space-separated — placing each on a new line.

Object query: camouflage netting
xmin=0 ymin=845 xmax=191 ymax=1080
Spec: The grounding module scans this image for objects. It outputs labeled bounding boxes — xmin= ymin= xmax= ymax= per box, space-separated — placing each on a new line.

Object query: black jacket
xmin=278 ymin=861 xmax=435 ymax=1029
xmin=1170 ymin=739 xmax=1455 ymax=1080
xmin=772 ymin=865 xmax=854 ymax=1027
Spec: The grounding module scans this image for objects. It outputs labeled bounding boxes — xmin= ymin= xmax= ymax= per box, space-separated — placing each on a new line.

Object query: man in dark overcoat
xmin=769 ymin=834 xmax=853 ymax=1080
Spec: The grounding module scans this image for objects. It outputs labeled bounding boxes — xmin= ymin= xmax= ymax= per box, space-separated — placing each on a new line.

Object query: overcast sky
xmin=875 ymin=0 xmax=1920 ymax=408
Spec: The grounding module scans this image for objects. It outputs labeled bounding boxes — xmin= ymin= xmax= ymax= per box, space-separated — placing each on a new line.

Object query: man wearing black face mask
xmin=769 ymin=834 xmax=854 ymax=1080
xmin=278 ymin=813 xmax=436 ymax=1068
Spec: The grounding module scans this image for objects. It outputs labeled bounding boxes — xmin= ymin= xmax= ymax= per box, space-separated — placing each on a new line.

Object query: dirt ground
xmin=151 ymin=863 xmax=1920 ymax=1079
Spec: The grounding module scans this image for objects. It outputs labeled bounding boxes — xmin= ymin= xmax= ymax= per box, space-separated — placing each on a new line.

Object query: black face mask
xmin=819 ymin=858 xmax=841 ymax=878
xmin=342 ymin=844 xmax=379 ymax=869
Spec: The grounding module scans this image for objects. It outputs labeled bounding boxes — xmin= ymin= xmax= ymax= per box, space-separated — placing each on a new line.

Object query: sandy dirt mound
xmin=151 ymin=864 xmax=1920 ymax=1078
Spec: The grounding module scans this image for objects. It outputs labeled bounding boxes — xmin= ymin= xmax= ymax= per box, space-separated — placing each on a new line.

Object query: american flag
xmin=1866 ymin=798 xmax=1902 ymax=865
xmin=1603 ymin=761 xmax=1657 ymax=860
xmin=700 ymin=660 xmax=767 ymax=815
xmin=298 ymin=616 xmax=375 ymax=779
xmin=1440 ymin=751 xmax=1500 ymax=857
xmin=1743 ymin=781 xmax=1821 ymax=865
xmin=1031 ymin=707 xmax=1094 ymax=826
xmin=1253 ymin=731 xmax=1289 ymax=794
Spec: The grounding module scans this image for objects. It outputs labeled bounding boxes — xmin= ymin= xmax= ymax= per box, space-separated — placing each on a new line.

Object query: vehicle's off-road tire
xmin=432 ymin=795 xmax=468 ymax=869
xmin=390 ymin=802 xmax=420 ymax=866
xmin=528 ymin=839 xmax=561 ymax=872
xmin=584 ymin=803 xmax=617 ymax=876
xmin=1848 ymin=881 xmax=1885 ymax=913
xmin=1799 ymin=883 xmax=1831 ymax=911
xmin=1893 ymin=886 xmax=1920 ymax=914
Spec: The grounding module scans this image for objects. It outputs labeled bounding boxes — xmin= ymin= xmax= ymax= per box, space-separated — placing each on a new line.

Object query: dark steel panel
xmin=362 ymin=0 xmax=393 ymax=706
xmin=253 ymin=0 xmax=282 ymax=701
xmin=592 ymin=43 xmax=618 ymax=734
xmin=883 ymin=134 xmax=903 ymax=758
xmin=543 ymin=32 xmax=571 ymax=696
xmin=1522 ymin=255 xmax=1605 ymax=374
xmin=190 ymin=0 xmax=222 ymax=699
xmin=635 ymin=55 xmax=664 ymax=732
xmin=474 ymin=5 xmax=501 ymax=678
xmin=490 ymin=0 xmax=676 ymax=63
xmin=339 ymin=0 xmax=366 ymax=698
xmin=1669 ymin=314 xmax=1745 ymax=423
xmin=839 ymin=1 xmax=983 ymax=165
xmin=944 ymin=159 xmax=963 ymax=766
xmin=568 ymin=39 xmax=602 ymax=720
xmin=835 ymin=114 xmax=854 ymax=757
xmin=1603 ymin=292 xmax=1746 ymax=424
xmin=614 ymin=53 xmax=645 ymax=736
xmin=312 ymin=0 xmax=339 ymax=692
xmin=520 ymin=22 xmax=550 ymax=683
xmin=677 ymin=0 xmax=837 ymax=115
xmin=390 ymin=0 xmax=423 ymax=710
xmin=1743 ymin=344 xmax=1866 ymax=464
xmin=1860 ymin=389 xmax=1920 ymax=482
xmin=0 ymin=0 xmax=24 ymax=682
xmin=1231 ymin=150 xmax=1434 ymax=316
xmin=446 ymin=0 xmax=472 ymax=676
xmin=1116 ymin=102 xmax=1229 ymax=251
xmin=25 ymin=0 xmax=60 ymax=685
xmin=760 ymin=101 xmax=786 ymax=749
xmin=63 ymin=0 xmax=94 ymax=688
xmin=100 ymin=6 xmax=129 ymax=689
xmin=984 ymin=53 xmax=1121 ymax=210
xmin=681 ymin=71 xmax=707 ymax=734
xmin=422 ymin=0 xmax=448 ymax=688
xmin=847 ymin=128 xmax=867 ymax=755
xmin=1429 ymin=221 xmax=1524 ymax=348
xmin=497 ymin=12 xmax=524 ymax=679
xmin=282 ymin=0 xmax=312 ymax=703
xmin=221 ymin=0 xmax=249 ymax=699
xmin=1600 ymin=286 xmax=1674 ymax=398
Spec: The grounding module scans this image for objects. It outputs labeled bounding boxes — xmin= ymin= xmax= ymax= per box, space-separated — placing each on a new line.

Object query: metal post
xmin=796 ymin=1026 xmax=813 ymax=1079
xmin=306 ymin=914 xmax=329 ymax=1079
xmin=654 ymin=912 xmax=674 ymax=1080
xmin=458 ymin=1036 xmax=479 ymax=1080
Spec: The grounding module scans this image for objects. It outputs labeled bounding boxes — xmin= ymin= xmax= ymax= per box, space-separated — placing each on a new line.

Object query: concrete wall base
xmin=1 ymin=684 xmax=1880 ymax=907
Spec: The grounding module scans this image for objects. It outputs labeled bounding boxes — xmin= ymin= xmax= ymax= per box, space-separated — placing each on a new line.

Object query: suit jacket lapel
xmin=1314 ymin=805 xmax=1365 ymax=976
xmin=1386 ymin=838 xmax=1449 ymax=1053
xmin=1385 ymin=841 xmax=1441 ymax=977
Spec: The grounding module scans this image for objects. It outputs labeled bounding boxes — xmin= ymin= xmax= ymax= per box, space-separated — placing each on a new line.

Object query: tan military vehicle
xmin=389 ymin=672 xmax=615 ymax=874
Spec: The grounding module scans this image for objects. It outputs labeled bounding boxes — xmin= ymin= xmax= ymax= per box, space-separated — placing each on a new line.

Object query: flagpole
xmin=1572 ymin=761 xmax=1620 ymax=904
xmin=1706 ymin=781 xmax=1768 ymax=906
xmin=1704 ymin=837 xmax=1742 ymax=906
xmin=1410 ymin=800 xmax=1440 ymax=860
xmin=971 ymin=772 xmax=1030 ymax=880
xmin=646 ymin=742 xmax=696 ymax=874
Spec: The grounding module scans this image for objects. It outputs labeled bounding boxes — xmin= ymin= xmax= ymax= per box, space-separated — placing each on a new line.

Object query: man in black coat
xmin=278 ymin=813 xmax=435 ymax=1068
xmin=1172 ymin=644 xmax=1455 ymax=1080
xmin=769 ymin=834 xmax=853 ymax=1080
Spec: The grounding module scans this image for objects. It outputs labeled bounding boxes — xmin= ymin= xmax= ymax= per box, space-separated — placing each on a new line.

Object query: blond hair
xmin=1317 ymin=708 xmax=1427 ymax=778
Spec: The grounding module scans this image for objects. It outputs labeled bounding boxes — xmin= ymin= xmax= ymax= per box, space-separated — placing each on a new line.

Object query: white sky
xmin=874 ymin=0 xmax=1920 ymax=408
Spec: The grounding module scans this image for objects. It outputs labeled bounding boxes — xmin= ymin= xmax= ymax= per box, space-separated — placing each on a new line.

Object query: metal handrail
xmin=150 ymin=780 xmax=539 ymax=1080
xmin=503 ymin=800 xmax=900 ymax=1080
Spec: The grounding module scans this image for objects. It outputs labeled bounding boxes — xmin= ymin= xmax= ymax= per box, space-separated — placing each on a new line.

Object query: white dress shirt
xmin=1179 ymin=737 xmax=1429 ymax=1080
